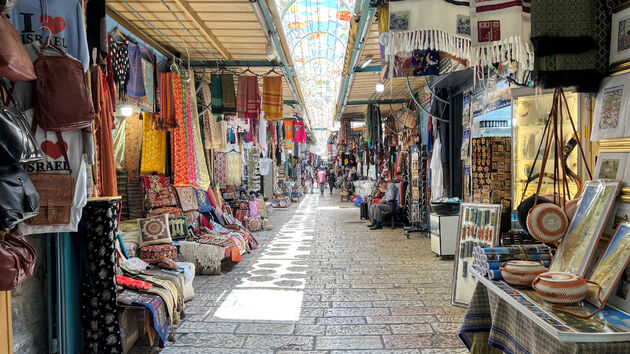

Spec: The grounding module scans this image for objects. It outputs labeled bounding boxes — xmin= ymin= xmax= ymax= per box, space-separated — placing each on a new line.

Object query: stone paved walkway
xmin=134 ymin=193 xmax=467 ymax=353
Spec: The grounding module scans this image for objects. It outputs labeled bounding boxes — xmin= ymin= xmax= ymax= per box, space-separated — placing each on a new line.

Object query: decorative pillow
xmin=184 ymin=211 xmax=201 ymax=236
xmin=249 ymin=201 xmax=260 ymax=217
xmin=246 ymin=217 xmax=262 ymax=232
xmin=138 ymin=174 xmax=178 ymax=210
xmin=262 ymin=218 xmax=273 ymax=231
xmin=169 ymin=217 xmax=189 ymax=240
xmin=175 ymin=186 xmax=199 ymax=212
xmin=137 ymin=214 xmax=172 ymax=247
xmin=119 ymin=220 xmax=139 ymax=233
xmin=195 ymin=189 xmax=212 ymax=213
xmin=145 ymin=206 xmax=183 ymax=218
xmin=121 ymin=230 xmax=141 ymax=245
xmin=138 ymin=244 xmax=178 ymax=261
xmin=116 ymin=275 xmax=151 ymax=290
xmin=146 ymin=257 xmax=179 ymax=270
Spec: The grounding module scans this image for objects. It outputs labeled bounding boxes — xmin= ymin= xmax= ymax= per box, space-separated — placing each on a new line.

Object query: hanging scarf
xmin=124 ymin=113 xmax=143 ymax=182
xmin=470 ymin=0 xmax=534 ymax=78
xmin=189 ymin=69 xmax=211 ymax=190
xmin=262 ymin=76 xmax=283 ymax=120
xmin=221 ymin=74 xmax=236 ymax=114
xmin=158 ymin=72 xmax=178 ymax=130
xmin=214 ymin=152 xmax=227 ymax=188
xmin=284 ymin=120 xmax=294 ymax=141
xmin=294 ymin=121 xmax=306 ymax=143
xmin=178 ymin=69 xmax=199 ymax=188
xmin=236 ymin=75 xmax=261 ymax=120
xmin=96 ymin=67 xmax=117 ymax=196
xmin=200 ymin=82 xmax=215 ymax=149
xmin=170 ymin=72 xmax=189 ymax=186
xmin=210 ymin=74 xmax=223 ymax=114
xmin=126 ymin=42 xmax=145 ymax=99
xmin=109 ymin=38 xmax=129 ymax=98
xmin=226 ymin=153 xmax=242 ymax=186
xmin=140 ymin=112 xmax=166 ymax=175
xmin=531 ymin=0 xmax=601 ymax=92
xmin=138 ymin=58 xmax=154 ymax=113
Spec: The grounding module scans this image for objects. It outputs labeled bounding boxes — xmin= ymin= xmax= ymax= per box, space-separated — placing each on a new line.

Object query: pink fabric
xmin=317 ymin=170 xmax=326 ymax=184
xmin=294 ymin=121 xmax=306 ymax=143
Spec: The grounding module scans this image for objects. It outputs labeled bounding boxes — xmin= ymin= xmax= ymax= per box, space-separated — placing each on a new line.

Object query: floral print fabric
xmin=138 ymin=175 xmax=178 ymax=210
xmin=140 ymin=113 xmax=166 ymax=175
xmin=170 ymin=72 xmax=189 ymax=186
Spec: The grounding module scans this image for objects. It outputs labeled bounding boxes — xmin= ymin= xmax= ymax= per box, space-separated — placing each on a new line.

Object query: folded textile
xmin=117 ymin=291 xmax=169 ymax=344
xmin=262 ymin=76 xmax=283 ymax=120
xmin=237 ymin=75 xmax=261 ymax=120
xmin=221 ymin=74 xmax=236 ymax=114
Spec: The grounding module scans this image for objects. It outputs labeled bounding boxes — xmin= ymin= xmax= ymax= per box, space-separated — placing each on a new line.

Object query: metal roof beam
xmin=190 ymin=60 xmax=281 ymax=68
xmin=346 ymin=99 xmax=407 ymax=105
xmin=352 ymin=65 xmax=381 ymax=73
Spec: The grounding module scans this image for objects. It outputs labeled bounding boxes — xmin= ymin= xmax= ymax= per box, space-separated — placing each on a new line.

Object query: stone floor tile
xmin=324 ymin=308 xmax=390 ymax=317
xmin=331 ymin=351 xmax=421 ymax=354
xmin=236 ymin=323 xmax=295 ymax=335
xmin=316 ymin=317 xmax=367 ymax=325
xmin=242 ymin=335 xmax=314 ymax=350
xmin=383 ymin=334 xmax=463 ymax=349
xmin=389 ymin=307 xmax=445 ymax=316
xmin=431 ymin=322 xmax=463 ymax=333
xmin=171 ymin=334 xmax=246 ymax=348
xmin=390 ymin=323 xmax=434 ymax=334
xmin=332 ymin=301 xmax=373 ymax=308
xmin=365 ymin=315 xmax=436 ymax=324
xmin=315 ymin=336 xmax=384 ymax=350
xmin=174 ymin=321 xmax=238 ymax=334
xmin=325 ymin=324 xmax=392 ymax=335
xmin=295 ymin=324 xmax=327 ymax=335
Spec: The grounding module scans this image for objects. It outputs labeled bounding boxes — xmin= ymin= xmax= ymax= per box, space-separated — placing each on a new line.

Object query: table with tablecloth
xmin=459 ymin=268 xmax=630 ymax=354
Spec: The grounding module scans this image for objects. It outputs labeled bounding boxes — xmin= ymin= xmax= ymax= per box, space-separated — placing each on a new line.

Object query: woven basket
xmin=499 ymin=261 xmax=547 ymax=286
xmin=532 ymin=272 xmax=587 ymax=304
xmin=526 ymin=203 xmax=568 ymax=243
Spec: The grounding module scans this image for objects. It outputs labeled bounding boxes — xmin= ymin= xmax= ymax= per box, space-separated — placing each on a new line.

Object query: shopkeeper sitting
xmin=367 ymin=179 xmax=398 ymax=230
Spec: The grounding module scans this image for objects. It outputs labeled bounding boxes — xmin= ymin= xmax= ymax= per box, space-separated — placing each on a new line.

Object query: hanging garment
xmin=294 ymin=121 xmax=306 ymax=143
xmin=181 ymin=72 xmax=199 ymax=188
xmin=210 ymin=74 xmax=223 ymax=114
xmin=109 ymin=39 xmax=129 ymax=98
xmin=258 ymin=116 xmax=268 ymax=155
xmin=284 ymin=120 xmax=294 ymax=141
xmin=430 ymin=136 xmax=444 ymax=199
xmin=158 ymin=72 xmax=178 ymax=130
xmin=92 ymin=66 xmax=117 ymax=196
xmin=226 ymin=153 xmax=242 ymax=186
xmin=470 ymin=0 xmax=534 ymax=77
xmin=236 ymin=75 xmax=260 ymax=120
xmin=531 ymin=0 xmax=600 ymax=92
xmin=75 ymin=200 xmax=123 ymax=353
xmin=170 ymin=72 xmax=189 ymax=186
xmin=221 ymin=74 xmax=236 ymax=114
xmin=126 ymin=42 xmax=145 ymax=99
xmin=137 ymin=58 xmax=154 ymax=113
xmin=200 ymin=82 xmax=215 ymax=149
xmin=140 ymin=113 xmax=166 ymax=175
xmin=262 ymin=76 xmax=283 ymax=120
xmin=214 ymin=152 xmax=227 ymax=188
xmin=124 ymin=114 xmax=143 ymax=182
xmin=9 ymin=0 xmax=90 ymax=70
xmin=113 ymin=117 xmax=126 ymax=170
xmin=189 ymin=69 xmax=211 ymax=190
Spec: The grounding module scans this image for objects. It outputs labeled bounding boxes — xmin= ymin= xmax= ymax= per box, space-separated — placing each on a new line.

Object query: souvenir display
xmin=470 ymin=137 xmax=511 ymax=206
xmin=591 ymin=72 xmax=630 ymax=141
xmin=532 ymin=272 xmax=589 ymax=304
xmin=550 ymin=180 xmax=621 ymax=276
xmin=588 ymin=222 xmax=630 ymax=307
xmin=499 ymin=260 xmax=547 ymax=286
xmin=452 ymin=203 xmax=502 ymax=306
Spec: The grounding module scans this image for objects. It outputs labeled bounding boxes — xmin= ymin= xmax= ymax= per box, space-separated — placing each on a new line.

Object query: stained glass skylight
xmin=276 ymin=0 xmax=355 ymax=148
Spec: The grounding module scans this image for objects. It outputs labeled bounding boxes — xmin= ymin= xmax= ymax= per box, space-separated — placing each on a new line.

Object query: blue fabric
xmin=126 ymin=42 xmax=145 ymax=97
xmin=354 ymin=197 xmax=363 ymax=207
xmin=195 ymin=189 xmax=212 ymax=213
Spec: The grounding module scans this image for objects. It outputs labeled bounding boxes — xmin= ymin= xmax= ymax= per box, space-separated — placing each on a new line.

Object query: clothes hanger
xmin=262 ymin=66 xmax=282 ymax=76
xmin=110 ymin=27 xmax=128 ymax=41
xmin=240 ymin=66 xmax=259 ymax=77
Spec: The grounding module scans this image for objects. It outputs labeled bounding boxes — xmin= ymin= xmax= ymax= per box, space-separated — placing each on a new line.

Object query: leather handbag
xmin=0 ymin=84 xmax=43 ymax=164
xmin=26 ymin=132 xmax=73 ymax=226
xmin=33 ymin=44 xmax=95 ymax=131
xmin=0 ymin=229 xmax=37 ymax=291
xmin=0 ymin=164 xmax=39 ymax=229
xmin=0 ymin=15 xmax=36 ymax=82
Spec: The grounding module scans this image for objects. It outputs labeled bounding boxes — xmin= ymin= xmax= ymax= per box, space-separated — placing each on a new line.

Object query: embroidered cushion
xmin=116 ymin=275 xmax=151 ymax=290
xmin=138 ymin=243 xmax=178 ymax=261
xmin=169 ymin=217 xmax=189 ymax=240
xmin=175 ymin=186 xmax=199 ymax=212
xmin=195 ymin=189 xmax=212 ymax=213
xmin=138 ymin=174 xmax=178 ymax=210
xmin=145 ymin=206 xmax=183 ymax=218
xmin=184 ymin=211 xmax=201 ymax=236
xmin=137 ymin=214 xmax=172 ymax=247
xmin=246 ymin=217 xmax=262 ymax=232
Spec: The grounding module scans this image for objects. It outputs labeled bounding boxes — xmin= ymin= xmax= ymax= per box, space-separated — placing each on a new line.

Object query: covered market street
xmin=131 ymin=193 xmax=466 ymax=353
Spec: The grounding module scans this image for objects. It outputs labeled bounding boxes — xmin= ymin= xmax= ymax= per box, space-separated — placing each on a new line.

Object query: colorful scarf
xmin=221 ymin=74 xmax=236 ymax=114
xmin=284 ymin=120 xmax=294 ymax=141
xmin=214 ymin=152 xmax=227 ymax=188
xmin=126 ymin=42 xmax=145 ymax=98
xmin=189 ymin=69 xmax=211 ymax=190
xmin=210 ymin=74 xmax=223 ymax=114
xmin=531 ymin=0 xmax=600 ymax=91
xmin=226 ymin=153 xmax=242 ymax=186
xmin=294 ymin=121 xmax=306 ymax=143
xmin=124 ymin=113 xmax=143 ymax=181
xmin=470 ymin=0 xmax=534 ymax=78
xmin=158 ymin=72 xmax=178 ymax=130
xmin=262 ymin=76 xmax=283 ymax=120
xmin=200 ymin=82 xmax=214 ymax=149
xmin=170 ymin=72 xmax=189 ymax=186
xmin=183 ymin=77 xmax=199 ymax=188
xmin=236 ymin=75 xmax=261 ymax=120
xmin=140 ymin=112 xmax=166 ymax=175
xmin=97 ymin=67 xmax=117 ymax=196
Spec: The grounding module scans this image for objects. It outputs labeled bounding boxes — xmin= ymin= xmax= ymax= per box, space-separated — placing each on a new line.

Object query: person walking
xmin=327 ymin=169 xmax=336 ymax=195
xmin=317 ymin=168 xmax=327 ymax=196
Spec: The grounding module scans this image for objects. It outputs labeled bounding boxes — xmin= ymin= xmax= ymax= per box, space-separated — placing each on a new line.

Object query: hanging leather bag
xmin=0 ymin=229 xmax=37 ymax=291
xmin=0 ymin=15 xmax=36 ymax=82
xmin=25 ymin=132 xmax=73 ymax=225
xmin=0 ymin=83 xmax=43 ymax=164
xmin=0 ymin=164 xmax=39 ymax=229
xmin=33 ymin=44 xmax=95 ymax=131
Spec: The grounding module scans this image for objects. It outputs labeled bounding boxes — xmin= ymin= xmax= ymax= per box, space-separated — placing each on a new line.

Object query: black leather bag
xmin=0 ymin=84 xmax=43 ymax=165
xmin=0 ymin=164 xmax=39 ymax=229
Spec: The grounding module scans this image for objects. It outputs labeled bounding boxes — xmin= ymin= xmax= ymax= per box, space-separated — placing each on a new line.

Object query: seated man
xmin=367 ymin=179 xmax=398 ymax=230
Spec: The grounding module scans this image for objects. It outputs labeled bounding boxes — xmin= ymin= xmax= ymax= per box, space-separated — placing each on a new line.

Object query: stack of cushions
xmin=139 ymin=175 xmax=183 ymax=217
xmin=175 ymin=186 xmax=202 ymax=236
xmin=137 ymin=214 xmax=178 ymax=261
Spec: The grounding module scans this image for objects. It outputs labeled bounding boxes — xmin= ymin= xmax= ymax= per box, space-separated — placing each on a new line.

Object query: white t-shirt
xmin=19 ymin=109 xmax=87 ymax=235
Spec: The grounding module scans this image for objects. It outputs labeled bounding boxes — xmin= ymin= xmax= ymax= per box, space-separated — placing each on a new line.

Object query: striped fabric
xmin=262 ymin=76 xmax=283 ymax=120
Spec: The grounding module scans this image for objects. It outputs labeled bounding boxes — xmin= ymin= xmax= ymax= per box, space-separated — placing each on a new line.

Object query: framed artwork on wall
xmin=611 ymin=2 xmax=630 ymax=72
xmin=588 ymin=222 xmax=630 ymax=307
xmin=591 ymin=73 xmax=630 ymax=141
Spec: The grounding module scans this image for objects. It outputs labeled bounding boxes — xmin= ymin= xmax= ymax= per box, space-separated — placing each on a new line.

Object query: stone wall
xmin=11 ymin=234 xmax=48 ymax=354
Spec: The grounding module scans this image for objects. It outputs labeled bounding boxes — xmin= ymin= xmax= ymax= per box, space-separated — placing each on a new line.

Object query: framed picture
xmin=452 ymin=203 xmax=502 ymax=307
xmin=389 ymin=11 xmax=409 ymax=31
xmin=591 ymin=72 xmax=630 ymax=141
xmin=549 ymin=180 xmax=622 ymax=276
xmin=593 ymin=152 xmax=629 ymax=183
xmin=610 ymin=2 xmax=630 ymax=72
xmin=588 ymin=222 xmax=630 ymax=307
xmin=463 ymin=91 xmax=472 ymax=125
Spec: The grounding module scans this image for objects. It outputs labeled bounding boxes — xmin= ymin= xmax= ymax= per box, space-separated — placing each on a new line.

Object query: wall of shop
xmin=11 ymin=235 xmax=48 ymax=354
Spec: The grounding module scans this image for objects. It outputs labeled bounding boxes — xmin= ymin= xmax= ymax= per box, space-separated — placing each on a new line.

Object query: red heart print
xmin=39 ymin=15 xmax=66 ymax=35
xmin=41 ymin=140 xmax=68 ymax=160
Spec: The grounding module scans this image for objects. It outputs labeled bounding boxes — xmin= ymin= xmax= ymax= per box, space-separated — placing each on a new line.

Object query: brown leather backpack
xmin=0 ymin=229 xmax=37 ymax=291
xmin=0 ymin=15 xmax=36 ymax=82
xmin=33 ymin=45 xmax=95 ymax=131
